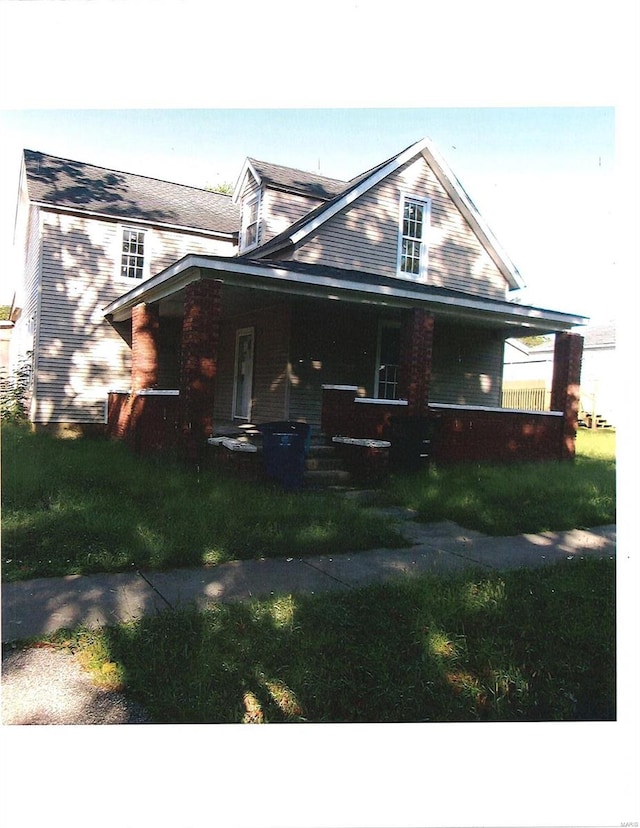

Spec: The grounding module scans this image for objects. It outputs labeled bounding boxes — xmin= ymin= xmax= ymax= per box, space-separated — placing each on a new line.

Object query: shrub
xmin=0 ymin=353 xmax=32 ymax=424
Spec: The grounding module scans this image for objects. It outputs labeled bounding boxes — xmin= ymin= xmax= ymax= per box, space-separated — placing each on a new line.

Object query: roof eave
xmin=103 ymin=254 xmax=585 ymax=332
xmin=232 ymin=158 xmax=261 ymax=204
xmin=287 ymin=138 xmax=431 ymax=247
xmin=419 ymin=138 xmax=526 ymax=290
xmin=32 ymin=201 xmax=238 ymax=240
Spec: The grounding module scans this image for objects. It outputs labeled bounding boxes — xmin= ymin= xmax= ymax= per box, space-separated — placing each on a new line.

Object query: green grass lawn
xmin=48 ymin=556 xmax=616 ymax=723
xmin=2 ymin=426 xmax=404 ymax=581
xmin=0 ymin=424 xmax=406 ymax=582
xmin=1 ymin=425 xmax=615 ymax=581
xmin=381 ymin=427 xmax=615 ymax=535
xmin=3 ymin=424 xmax=616 ymax=723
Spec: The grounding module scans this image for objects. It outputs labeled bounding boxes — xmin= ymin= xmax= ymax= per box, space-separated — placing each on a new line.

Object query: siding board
xmin=430 ymin=322 xmax=504 ymax=407
xmin=262 ymin=189 xmax=322 ymax=244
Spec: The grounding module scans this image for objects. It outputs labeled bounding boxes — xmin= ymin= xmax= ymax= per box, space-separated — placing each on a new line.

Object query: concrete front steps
xmin=208 ymin=427 xmax=352 ymax=488
xmin=304 ymin=438 xmax=352 ymax=488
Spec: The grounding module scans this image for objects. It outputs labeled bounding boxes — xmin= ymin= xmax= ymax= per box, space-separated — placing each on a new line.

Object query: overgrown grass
xmin=1 ymin=425 xmax=615 ymax=582
xmin=47 ymin=557 xmax=616 ymax=722
xmin=381 ymin=428 xmax=615 ymax=535
xmin=0 ymin=424 xmax=405 ymax=582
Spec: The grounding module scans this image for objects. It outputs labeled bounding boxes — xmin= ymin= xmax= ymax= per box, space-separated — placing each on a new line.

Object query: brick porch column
xmin=550 ymin=331 xmax=584 ymax=460
xmin=180 ymin=278 xmax=222 ymax=459
xmin=131 ymin=302 xmax=160 ymax=391
xmin=397 ymin=309 xmax=435 ymax=417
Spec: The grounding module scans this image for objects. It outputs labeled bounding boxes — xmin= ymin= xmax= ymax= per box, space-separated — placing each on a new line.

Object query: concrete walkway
xmin=1 ymin=515 xmax=616 ymax=643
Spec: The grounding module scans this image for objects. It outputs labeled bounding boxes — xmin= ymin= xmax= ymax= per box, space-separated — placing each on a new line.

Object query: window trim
xmin=117 ymin=225 xmax=150 ymax=282
xmin=240 ymin=192 xmax=261 ymax=252
xmin=396 ymin=193 xmax=431 ymax=280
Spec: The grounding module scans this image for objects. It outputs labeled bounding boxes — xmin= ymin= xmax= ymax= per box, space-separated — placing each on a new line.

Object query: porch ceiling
xmin=103 ymin=254 xmax=587 ymax=335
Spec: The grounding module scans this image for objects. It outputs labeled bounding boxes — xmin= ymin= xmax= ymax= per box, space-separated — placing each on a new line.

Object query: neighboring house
xmin=11 ymin=138 xmax=587 ymax=464
xmin=504 ymin=322 xmax=616 ymax=427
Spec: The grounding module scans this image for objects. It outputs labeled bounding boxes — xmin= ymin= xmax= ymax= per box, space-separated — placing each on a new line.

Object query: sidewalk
xmin=1 ymin=515 xmax=616 ymax=643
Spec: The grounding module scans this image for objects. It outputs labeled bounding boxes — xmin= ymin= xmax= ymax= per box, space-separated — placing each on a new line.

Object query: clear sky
xmin=0 ymin=106 xmax=617 ymax=322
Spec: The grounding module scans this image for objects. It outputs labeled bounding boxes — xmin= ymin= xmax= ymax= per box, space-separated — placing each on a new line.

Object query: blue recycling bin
xmin=256 ymin=421 xmax=311 ymax=491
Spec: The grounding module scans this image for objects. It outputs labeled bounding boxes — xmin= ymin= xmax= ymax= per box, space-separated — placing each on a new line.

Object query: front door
xmin=233 ymin=327 xmax=255 ymax=420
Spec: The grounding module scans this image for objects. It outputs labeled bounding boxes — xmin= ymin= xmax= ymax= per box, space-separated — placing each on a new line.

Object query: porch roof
xmin=103 ymin=253 xmax=588 ymax=334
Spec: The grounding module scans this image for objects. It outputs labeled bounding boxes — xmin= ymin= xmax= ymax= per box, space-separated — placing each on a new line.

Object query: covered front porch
xmin=103 ymin=255 xmax=585 ymax=473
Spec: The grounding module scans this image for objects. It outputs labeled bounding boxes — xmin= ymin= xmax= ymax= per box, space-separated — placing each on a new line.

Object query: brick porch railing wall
xmin=321 ymin=330 xmax=584 ymax=466
xmin=107 ymin=280 xmax=223 ymax=460
xmin=320 ymin=389 xmax=568 ymax=465
xmin=107 ymin=391 xmax=181 ymax=454
xmin=321 ymin=387 xmax=409 ymax=440
xmin=428 ymin=405 xmax=565 ymax=464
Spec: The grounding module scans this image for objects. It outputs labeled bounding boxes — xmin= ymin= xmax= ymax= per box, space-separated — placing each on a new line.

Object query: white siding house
xmin=11 ymin=151 xmax=239 ymax=432
xmin=11 ymin=138 xmax=587 ymax=444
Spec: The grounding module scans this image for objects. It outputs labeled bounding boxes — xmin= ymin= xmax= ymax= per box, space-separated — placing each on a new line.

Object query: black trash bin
xmin=390 ymin=417 xmax=437 ymax=473
xmin=256 ymin=421 xmax=311 ymax=491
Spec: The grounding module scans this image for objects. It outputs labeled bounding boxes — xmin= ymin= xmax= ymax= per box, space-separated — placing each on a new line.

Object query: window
xmin=120 ymin=227 xmax=146 ymax=280
xmin=398 ymin=195 xmax=430 ymax=278
xmin=375 ymin=322 xmax=401 ymax=400
xmin=241 ymin=194 xmax=260 ymax=251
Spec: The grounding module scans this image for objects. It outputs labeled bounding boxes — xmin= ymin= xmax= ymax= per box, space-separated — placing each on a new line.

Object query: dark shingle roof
xmin=248 ymin=158 xmax=347 ymax=201
xmin=251 ymin=143 xmax=418 ymax=257
xmin=23 ymin=150 xmax=240 ymax=235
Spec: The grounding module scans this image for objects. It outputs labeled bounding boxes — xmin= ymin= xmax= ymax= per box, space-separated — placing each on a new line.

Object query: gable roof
xmin=251 ymin=137 xmax=526 ymax=291
xmin=240 ymin=158 xmax=348 ymax=201
xmin=22 ymin=150 xmax=240 ymax=236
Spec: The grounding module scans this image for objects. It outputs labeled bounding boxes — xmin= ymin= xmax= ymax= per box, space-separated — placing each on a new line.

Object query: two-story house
xmin=11 ymin=138 xmax=587 ymax=466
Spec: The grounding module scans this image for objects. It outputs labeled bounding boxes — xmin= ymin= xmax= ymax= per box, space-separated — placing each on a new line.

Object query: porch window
xmin=375 ymin=322 xmax=401 ymax=400
xmin=241 ymin=194 xmax=260 ymax=251
xmin=120 ymin=227 xmax=147 ymax=280
xmin=398 ymin=195 xmax=430 ymax=278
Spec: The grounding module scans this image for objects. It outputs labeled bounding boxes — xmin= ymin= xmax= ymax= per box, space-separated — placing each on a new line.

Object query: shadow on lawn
xmin=93 ymin=563 xmax=616 ymax=725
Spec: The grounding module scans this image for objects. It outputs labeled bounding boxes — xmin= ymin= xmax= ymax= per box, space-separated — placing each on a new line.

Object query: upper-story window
xmin=120 ymin=227 xmax=147 ymax=280
xmin=241 ymin=194 xmax=260 ymax=252
xmin=398 ymin=195 xmax=430 ymax=279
